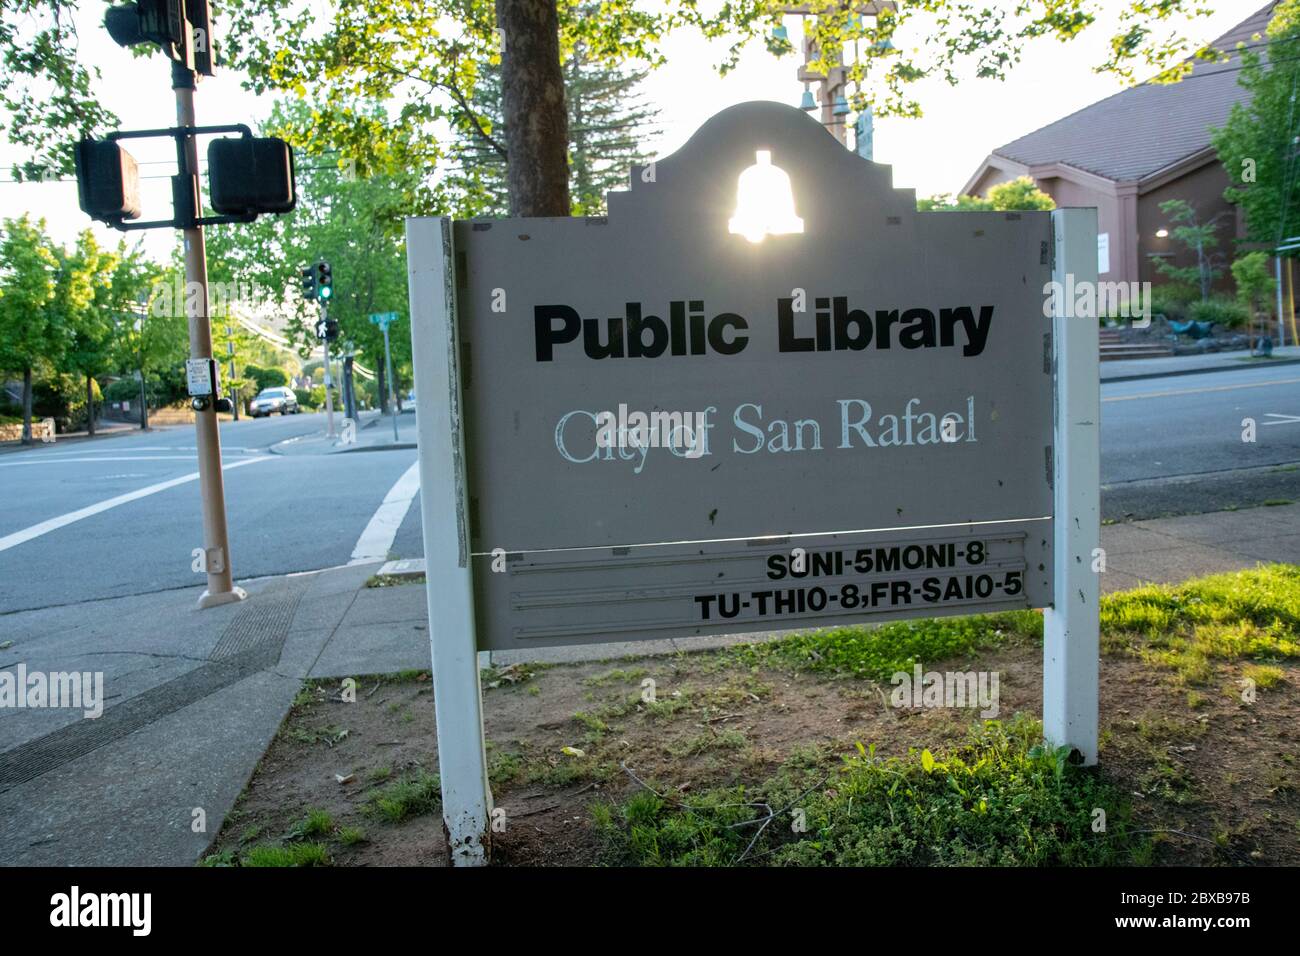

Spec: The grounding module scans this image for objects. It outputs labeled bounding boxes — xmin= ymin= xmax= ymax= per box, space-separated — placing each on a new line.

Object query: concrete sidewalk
xmin=0 ymin=419 xmax=145 ymax=455
xmin=269 ymin=408 xmax=417 ymax=456
xmin=1101 ymin=345 xmax=1300 ymax=383
xmin=1 ymin=503 xmax=1297 ymax=865
xmin=0 ymin=560 xmax=430 ymax=866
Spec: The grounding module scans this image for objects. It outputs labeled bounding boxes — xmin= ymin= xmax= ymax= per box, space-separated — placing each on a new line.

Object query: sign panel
xmin=185 ymin=357 xmax=215 ymax=397
xmin=434 ymin=102 xmax=1055 ymax=650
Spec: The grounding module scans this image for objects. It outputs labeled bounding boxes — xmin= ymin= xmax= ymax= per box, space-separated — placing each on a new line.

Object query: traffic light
xmin=185 ymin=0 xmax=215 ymax=76
xmin=207 ymin=136 xmax=296 ymax=216
xmin=301 ymin=267 xmax=316 ymax=301
xmin=316 ymin=261 xmax=332 ymax=301
xmin=103 ymin=0 xmax=215 ymax=76
xmin=74 ymin=139 xmax=142 ymax=223
xmin=104 ymin=1 xmax=187 ymax=68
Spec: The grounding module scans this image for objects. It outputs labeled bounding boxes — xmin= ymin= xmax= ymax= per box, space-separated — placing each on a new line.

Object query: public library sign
xmin=436 ymin=102 xmax=1055 ymax=650
xmin=407 ymin=101 xmax=1099 ymax=861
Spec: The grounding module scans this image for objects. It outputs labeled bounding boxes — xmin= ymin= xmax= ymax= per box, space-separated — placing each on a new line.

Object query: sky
xmin=0 ymin=0 xmax=1268 ymax=263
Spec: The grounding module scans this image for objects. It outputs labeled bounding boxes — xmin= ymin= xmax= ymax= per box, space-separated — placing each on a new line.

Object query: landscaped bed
xmin=202 ymin=565 xmax=1300 ymax=867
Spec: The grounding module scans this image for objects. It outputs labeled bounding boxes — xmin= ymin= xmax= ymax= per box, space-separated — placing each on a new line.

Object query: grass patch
xmin=288 ymin=808 xmax=334 ymax=839
xmin=363 ymin=770 xmax=441 ymax=823
xmin=364 ymin=573 xmax=425 ymax=588
xmin=664 ymin=728 xmax=748 ymax=758
xmin=242 ymin=842 xmax=332 ymax=867
xmin=338 ymin=826 xmax=368 ymax=846
xmin=488 ymin=750 xmax=526 ymax=787
xmin=1243 ymin=663 xmax=1285 ymax=690
xmin=583 ymin=667 xmax=650 ymax=687
xmin=730 ymin=610 xmax=1042 ymax=681
xmin=597 ymin=716 xmax=1144 ymax=866
xmin=286 ymin=724 xmax=350 ymax=747
xmin=1101 ymin=565 xmax=1300 ymax=684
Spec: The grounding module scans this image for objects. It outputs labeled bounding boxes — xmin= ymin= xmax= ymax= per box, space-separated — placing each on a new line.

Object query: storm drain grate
xmin=0 ymin=584 xmax=306 ymax=793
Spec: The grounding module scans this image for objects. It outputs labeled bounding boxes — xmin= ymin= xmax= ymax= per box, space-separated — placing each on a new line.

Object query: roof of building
xmin=986 ymin=2 xmax=1279 ymax=184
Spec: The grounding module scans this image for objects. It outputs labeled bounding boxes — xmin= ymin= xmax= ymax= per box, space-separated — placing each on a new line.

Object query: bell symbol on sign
xmin=728 ymin=150 xmax=804 ymax=244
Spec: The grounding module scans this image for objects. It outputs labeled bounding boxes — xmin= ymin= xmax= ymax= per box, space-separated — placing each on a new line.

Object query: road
xmin=0 ymin=412 xmax=421 ymax=614
xmin=1101 ymin=365 xmax=1300 ymax=519
xmin=0 ymin=363 xmax=1297 ymax=615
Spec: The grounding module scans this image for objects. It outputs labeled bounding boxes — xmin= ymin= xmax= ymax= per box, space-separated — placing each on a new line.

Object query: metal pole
xmin=227 ymin=329 xmax=239 ymax=421
xmin=173 ymin=62 xmax=245 ymax=609
xmin=322 ymin=303 xmax=336 ymax=438
xmin=383 ymin=323 xmax=399 ymax=442
xmin=1277 ymin=257 xmax=1286 ymax=345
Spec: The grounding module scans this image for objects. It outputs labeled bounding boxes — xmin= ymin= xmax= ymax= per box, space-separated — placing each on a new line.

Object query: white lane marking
xmin=1262 ymin=413 xmax=1300 ymax=427
xmin=0 ymin=455 xmax=253 ymax=468
xmin=348 ymin=461 xmax=422 ymax=565
xmin=0 ymin=457 xmax=271 ymax=553
xmin=1103 ymin=377 xmax=1300 ymax=403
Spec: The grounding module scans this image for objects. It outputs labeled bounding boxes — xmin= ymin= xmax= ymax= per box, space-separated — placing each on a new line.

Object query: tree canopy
xmin=2 ymin=0 xmax=1222 ymax=184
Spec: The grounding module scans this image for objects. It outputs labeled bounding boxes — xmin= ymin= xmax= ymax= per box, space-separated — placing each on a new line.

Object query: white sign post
xmin=407 ymin=219 xmax=492 ymax=865
xmin=1044 ymin=207 xmax=1101 ymax=765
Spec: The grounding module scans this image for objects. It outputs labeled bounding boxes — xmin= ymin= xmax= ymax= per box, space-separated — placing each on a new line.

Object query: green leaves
xmin=0 ymin=214 xmax=62 ymax=376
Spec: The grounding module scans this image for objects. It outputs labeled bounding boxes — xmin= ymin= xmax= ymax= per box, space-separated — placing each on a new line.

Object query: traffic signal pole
xmin=322 ymin=303 xmax=337 ymax=438
xmin=174 ymin=60 xmax=245 ymax=608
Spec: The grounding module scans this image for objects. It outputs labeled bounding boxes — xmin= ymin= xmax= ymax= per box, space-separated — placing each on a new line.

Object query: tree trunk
xmin=497 ymin=0 xmax=570 ymax=216
xmin=377 ymin=360 xmax=388 ymax=415
xmin=86 ymin=374 xmax=96 ymax=437
xmin=21 ymin=366 xmax=33 ymax=444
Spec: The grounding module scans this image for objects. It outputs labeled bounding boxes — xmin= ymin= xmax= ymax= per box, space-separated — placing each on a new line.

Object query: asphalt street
xmin=1101 ymin=365 xmax=1300 ymax=519
xmin=0 ymin=412 xmax=420 ymax=614
xmin=0 ymin=362 xmax=1297 ymax=615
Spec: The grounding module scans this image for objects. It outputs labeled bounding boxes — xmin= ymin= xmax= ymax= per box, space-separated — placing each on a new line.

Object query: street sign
xmin=370 ymin=311 xmax=397 ymax=328
xmin=407 ymin=101 xmax=1100 ymax=863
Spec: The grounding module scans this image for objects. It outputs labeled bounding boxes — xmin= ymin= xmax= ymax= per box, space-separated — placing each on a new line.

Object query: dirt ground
xmin=206 ymin=625 xmax=1300 ymax=867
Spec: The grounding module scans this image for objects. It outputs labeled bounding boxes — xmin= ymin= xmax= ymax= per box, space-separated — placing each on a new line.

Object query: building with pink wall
xmin=961 ymin=3 xmax=1277 ymax=294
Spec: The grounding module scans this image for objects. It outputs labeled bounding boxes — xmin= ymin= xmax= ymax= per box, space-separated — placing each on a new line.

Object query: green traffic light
xmin=319 ymin=286 xmax=332 ymax=300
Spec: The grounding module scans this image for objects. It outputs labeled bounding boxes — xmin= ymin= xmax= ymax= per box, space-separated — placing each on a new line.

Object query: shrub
xmin=1188 ymin=296 xmax=1249 ymax=328
xmin=245 ymin=364 xmax=288 ymax=392
xmin=1150 ymin=287 xmax=1193 ymax=322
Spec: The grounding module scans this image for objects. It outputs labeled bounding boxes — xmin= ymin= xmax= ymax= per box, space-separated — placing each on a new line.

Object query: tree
xmin=1232 ymin=250 xmax=1279 ymax=349
xmin=203 ymin=99 xmax=417 ymax=409
xmin=212 ymin=0 xmax=1220 ymax=217
xmin=918 ymin=176 xmax=1055 ymax=212
xmin=0 ymin=214 xmax=61 ymax=442
xmin=0 ymin=0 xmax=118 ymax=179
xmin=447 ymin=35 xmax=661 ymax=216
xmin=1211 ymin=0 xmax=1300 ymax=251
xmin=61 ymin=231 xmax=118 ymax=436
xmin=106 ymin=251 xmax=188 ymax=430
xmin=1155 ymin=199 xmax=1225 ymax=302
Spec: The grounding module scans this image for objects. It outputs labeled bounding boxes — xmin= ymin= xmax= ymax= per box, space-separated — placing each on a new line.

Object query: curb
xmin=336 ymin=442 xmax=417 ymax=453
xmin=1102 ymin=356 xmax=1300 ymax=384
